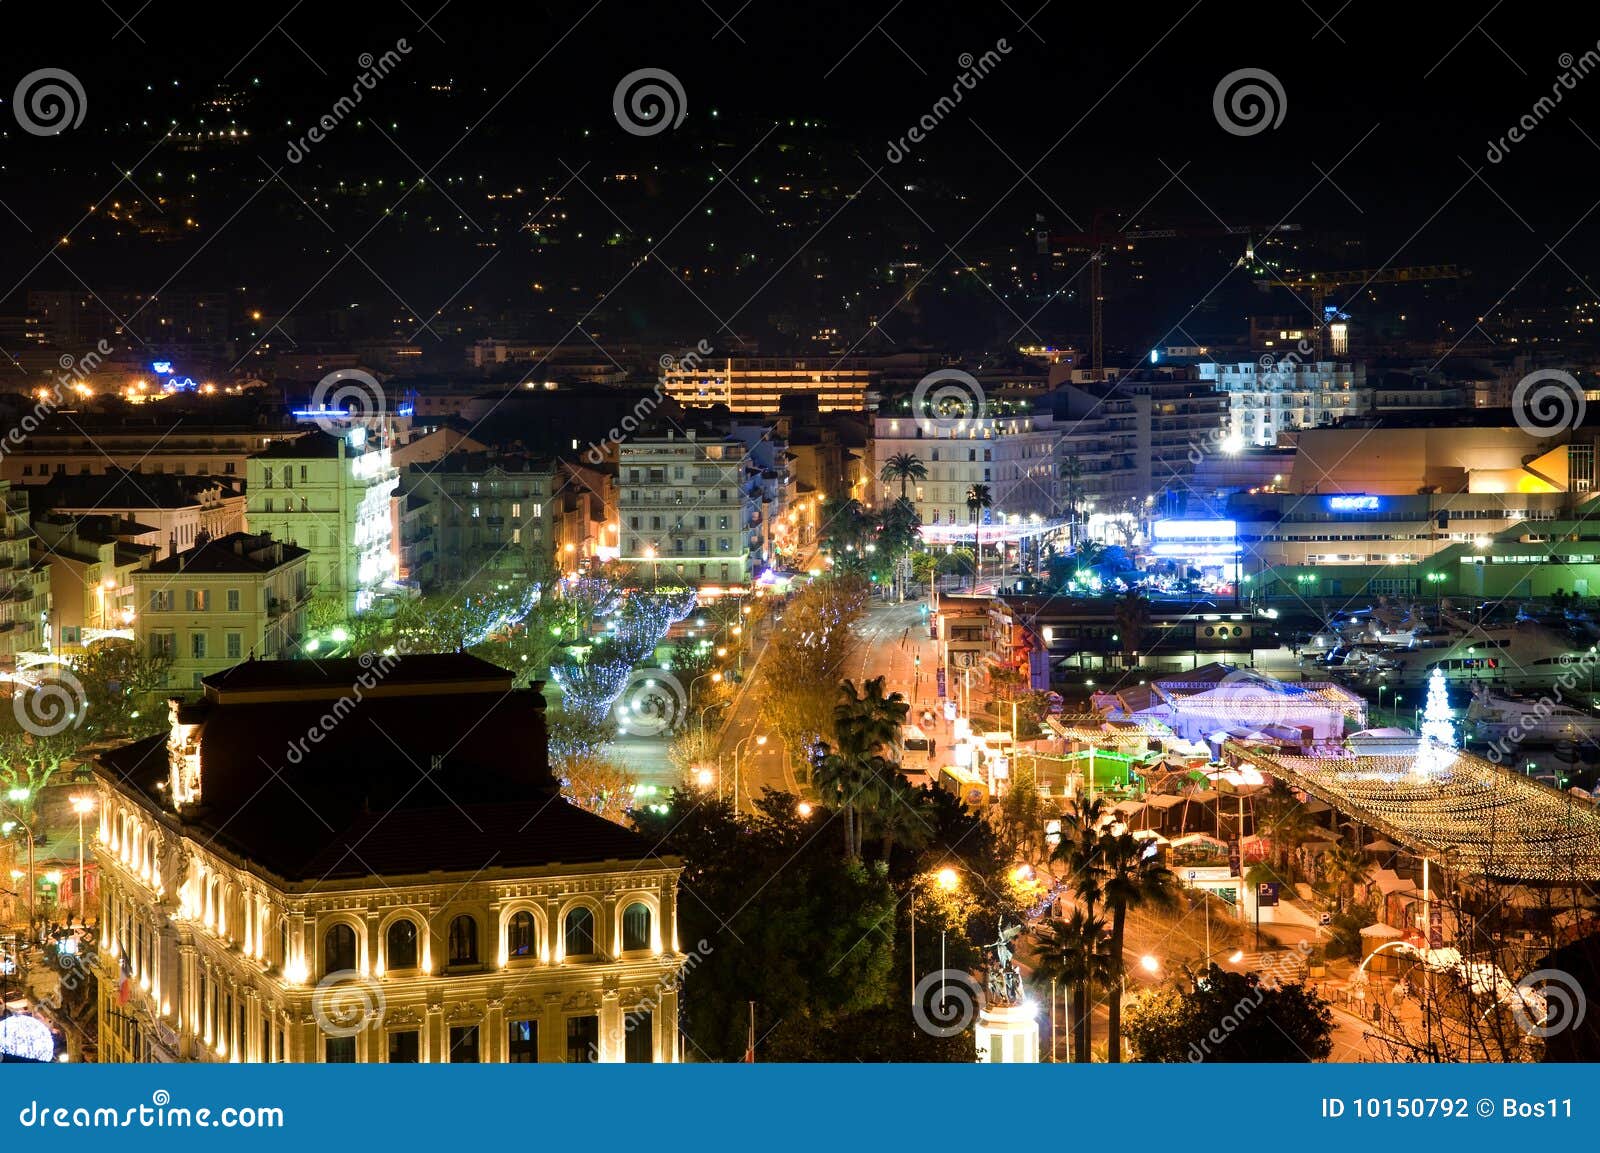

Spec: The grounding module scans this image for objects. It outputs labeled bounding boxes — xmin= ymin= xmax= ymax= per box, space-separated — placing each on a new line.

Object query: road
xmin=711 ymin=596 xmax=943 ymax=807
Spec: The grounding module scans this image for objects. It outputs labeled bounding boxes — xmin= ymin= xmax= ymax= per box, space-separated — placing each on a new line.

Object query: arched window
xmin=508 ymin=911 xmax=536 ymax=958
xmin=448 ymin=915 xmax=478 ymax=966
xmin=277 ymin=918 xmax=289 ymax=967
xmin=324 ymin=923 xmax=357 ymax=976
xmin=386 ymin=919 xmax=419 ymax=970
xmin=622 ymin=902 xmax=652 ymax=952
xmin=564 ymin=907 xmax=595 ymax=957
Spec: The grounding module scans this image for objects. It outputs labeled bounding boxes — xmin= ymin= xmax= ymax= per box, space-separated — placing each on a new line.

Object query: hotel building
xmin=93 ymin=654 xmax=686 ymax=1063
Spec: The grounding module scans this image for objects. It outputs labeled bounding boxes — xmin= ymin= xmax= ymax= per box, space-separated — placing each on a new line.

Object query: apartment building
xmin=0 ymin=481 xmax=50 ymax=665
xmin=93 ymin=654 xmax=686 ymax=1063
xmin=246 ymin=430 xmax=397 ymax=614
xmin=32 ymin=470 xmax=246 ymax=559
xmin=132 ymin=532 xmax=309 ymax=690
xmin=31 ymin=516 xmax=152 ymax=651
xmin=1198 ymin=359 xmax=1370 ymax=447
xmin=869 ymin=407 xmax=1060 ymax=528
xmin=661 ymin=356 xmax=876 ymax=413
xmin=400 ymin=451 xmax=554 ymax=588
xmin=1 ymin=415 xmax=300 ymax=486
xmin=617 ymin=428 xmax=758 ymax=586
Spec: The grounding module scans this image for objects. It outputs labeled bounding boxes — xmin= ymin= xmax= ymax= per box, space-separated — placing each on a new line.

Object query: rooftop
xmin=142 ymin=532 xmax=307 ymax=575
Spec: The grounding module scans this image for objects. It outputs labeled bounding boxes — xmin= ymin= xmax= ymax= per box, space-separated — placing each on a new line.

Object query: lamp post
xmin=70 ymin=796 xmax=94 ymax=922
xmin=688 ymin=670 xmax=722 ymax=708
xmin=911 ymin=868 xmax=961 ymax=1011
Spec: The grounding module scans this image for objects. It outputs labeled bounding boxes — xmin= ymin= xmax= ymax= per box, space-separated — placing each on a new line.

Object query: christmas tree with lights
xmin=1420 ymin=667 xmax=1456 ymax=748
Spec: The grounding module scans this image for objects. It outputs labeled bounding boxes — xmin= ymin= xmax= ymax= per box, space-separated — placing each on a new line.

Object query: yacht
xmin=1463 ymin=686 xmax=1600 ymax=745
xmin=1362 ymin=619 xmax=1596 ymax=687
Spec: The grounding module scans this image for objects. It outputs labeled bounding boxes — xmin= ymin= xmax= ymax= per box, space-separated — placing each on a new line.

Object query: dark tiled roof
xmin=93 ymin=656 xmax=636 ymax=880
xmin=250 ymin=432 xmax=347 ymax=459
xmin=143 ymin=533 xmax=306 ymax=575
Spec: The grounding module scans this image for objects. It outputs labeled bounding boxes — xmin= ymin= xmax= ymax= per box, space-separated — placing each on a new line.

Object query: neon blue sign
xmin=151 ymin=361 xmax=173 ymax=374
xmin=1326 ymin=496 xmax=1380 ymax=512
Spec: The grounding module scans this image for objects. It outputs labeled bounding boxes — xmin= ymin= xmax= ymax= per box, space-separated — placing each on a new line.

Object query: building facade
xmin=661 ymin=356 xmax=875 ymax=413
xmin=132 ymin=532 xmax=309 ymax=690
xmin=869 ymin=408 xmax=1060 ymax=528
xmin=400 ymin=452 xmax=554 ymax=588
xmin=0 ymin=481 xmax=50 ymax=664
xmin=1198 ymin=359 xmax=1370 ymax=447
xmin=617 ymin=429 xmax=758 ymax=585
xmin=93 ymin=655 xmax=687 ymax=1063
xmin=246 ymin=430 xmax=397 ymax=614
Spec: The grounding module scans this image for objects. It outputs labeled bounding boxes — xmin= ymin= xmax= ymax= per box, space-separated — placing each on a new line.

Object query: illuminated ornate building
xmin=93 ymin=655 xmax=686 ymax=1063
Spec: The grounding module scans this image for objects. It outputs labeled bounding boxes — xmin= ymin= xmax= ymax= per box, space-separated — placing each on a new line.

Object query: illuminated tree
xmin=1421 ymin=667 xmax=1455 ymax=748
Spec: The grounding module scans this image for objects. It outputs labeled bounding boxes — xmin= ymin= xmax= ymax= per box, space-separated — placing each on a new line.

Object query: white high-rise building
xmin=1199 ymin=360 xmax=1370 ymax=447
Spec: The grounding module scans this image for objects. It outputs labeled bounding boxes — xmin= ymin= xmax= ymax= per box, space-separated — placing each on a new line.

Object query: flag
xmin=117 ymin=976 xmax=132 ymax=1005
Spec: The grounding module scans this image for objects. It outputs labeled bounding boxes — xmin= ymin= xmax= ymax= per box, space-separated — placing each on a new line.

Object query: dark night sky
xmin=3 ymin=2 xmax=1598 ymax=352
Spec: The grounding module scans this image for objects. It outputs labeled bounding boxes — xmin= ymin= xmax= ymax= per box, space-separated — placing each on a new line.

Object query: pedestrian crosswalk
xmin=1233 ymin=949 xmax=1310 ymax=987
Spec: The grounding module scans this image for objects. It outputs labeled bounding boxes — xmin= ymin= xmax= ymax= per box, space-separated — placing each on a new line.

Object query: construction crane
xmin=1252 ymin=263 xmax=1465 ymax=354
xmin=1039 ymin=213 xmax=1301 ymax=374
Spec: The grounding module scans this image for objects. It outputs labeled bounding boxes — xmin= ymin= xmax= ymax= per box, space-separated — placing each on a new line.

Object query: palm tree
xmin=1112 ymin=590 xmax=1150 ymax=665
xmin=1099 ymin=830 xmax=1180 ymax=1062
xmin=1033 ymin=908 xmax=1112 ymax=1062
xmin=879 ymin=452 xmax=927 ymax=501
xmin=1253 ymin=782 xmax=1316 ymax=876
xmin=828 ymin=677 xmax=910 ymax=862
xmin=1051 ymin=793 xmax=1109 ymax=922
xmin=1322 ymin=840 xmax=1372 ymax=913
xmin=965 ymin=483 xmax=993 ymax=590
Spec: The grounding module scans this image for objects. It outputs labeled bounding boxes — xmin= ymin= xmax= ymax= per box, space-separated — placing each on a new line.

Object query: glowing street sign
xmin=1326 ymin=495 xmax=1380 ymax=512
xmin=151 ymin=361 xmax=173 ymax=374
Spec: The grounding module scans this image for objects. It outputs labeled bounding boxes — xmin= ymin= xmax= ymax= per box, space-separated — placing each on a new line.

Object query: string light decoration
xmin=1226 ymin=740 xmax=1600 ymax=881
xmin=1420 ymin=668 xmax=1456 ymax=749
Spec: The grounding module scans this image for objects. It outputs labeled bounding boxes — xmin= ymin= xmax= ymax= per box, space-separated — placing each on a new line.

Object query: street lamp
xmin=911 ymin=867 xmax=963 ymax=1012
xmin=70 ymin=795 xmax=94 ymax=922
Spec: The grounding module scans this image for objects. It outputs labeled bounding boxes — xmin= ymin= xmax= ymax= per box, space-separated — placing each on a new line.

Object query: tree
xmin=1252 ymin=781 xmax=1316 ymax=874
xmin=1050 ymin=793 xmax=1110 ymax=1061
xmin=68 ymin=638 xmax=171 ymax=738
xmin=1321 ymin=840 xmax=1372 ymax=914
xmin=1033 ymin=909 xmax=1113 ymax=1062
xmin=821 ymin=676 xmax=909 ymax=863
xmin=1421 ymin=667 xmax=1455 ymax=748
xmin=1124 ymin=964 xmax=1333 ymax=1062
xmin=1112 ymin=590 xmax=1150 ymax=663
xmin=559 ymin=753 xmax=637 ymax=825
xmin=965 ymin=484 xmax=993 ymax=590
xmin=755 ymin=575 xmax=870 ymax=766
xmin=1100 ymin=830 xmax=1180 ymax=1061
xmin=879 ymin=452 xmax=927 ymax=501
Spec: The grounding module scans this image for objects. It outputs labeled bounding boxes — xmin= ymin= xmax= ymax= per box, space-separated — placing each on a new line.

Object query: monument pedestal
xmin=974 ymin=1002 xmax=1038 ymax=1063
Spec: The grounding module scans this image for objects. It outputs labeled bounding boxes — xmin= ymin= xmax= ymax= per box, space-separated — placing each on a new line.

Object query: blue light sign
xmin=1326 ymin=495 xmax=1380 ymax=512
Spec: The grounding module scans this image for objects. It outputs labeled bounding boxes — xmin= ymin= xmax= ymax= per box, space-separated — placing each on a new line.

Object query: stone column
xmin=598 ymin=988 xmax=623 ymax=1063
xmin=659 ymin=986 xmax=679 ymax=1063
xmin=539 ymin=991 xmax=564 ymax=1062
xmin=485 ymin=996 xmax=505 ymax=1063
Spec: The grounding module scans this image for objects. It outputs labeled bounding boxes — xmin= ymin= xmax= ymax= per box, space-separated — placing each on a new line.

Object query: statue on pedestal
xmin=982 ymin=917 xmax=1024 ymax=1006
